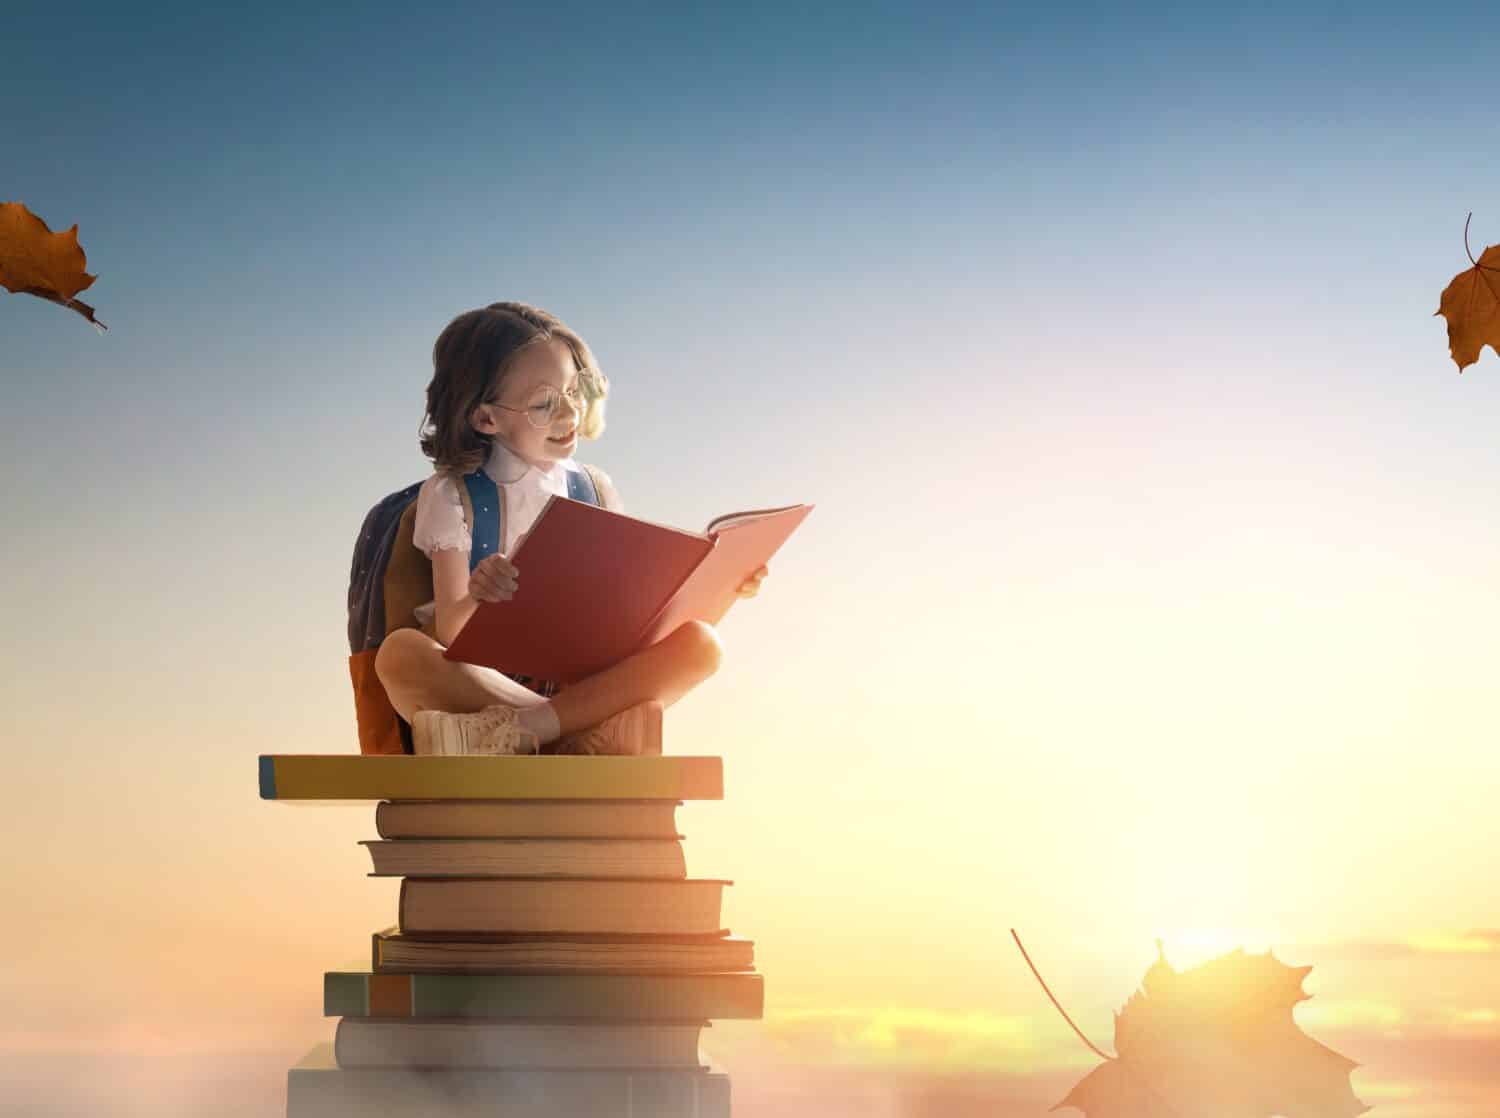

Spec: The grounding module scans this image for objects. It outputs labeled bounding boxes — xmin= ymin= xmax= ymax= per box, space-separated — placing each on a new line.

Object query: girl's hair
xmin=419 ymin=301 xmax=608 ymax=475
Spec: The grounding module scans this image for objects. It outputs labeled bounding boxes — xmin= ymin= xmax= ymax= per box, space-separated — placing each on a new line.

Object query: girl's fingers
xmin=735 ymin=567 xmax=768 ymax=595
xmin=481 ymin=556 xmax=518 ymax=578
xmin=471 ymin=575 xmax=518 ymax=602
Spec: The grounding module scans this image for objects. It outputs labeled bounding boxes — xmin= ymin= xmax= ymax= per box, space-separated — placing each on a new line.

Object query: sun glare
xmin=1155 ymin=928 xmax=1286 ymax=968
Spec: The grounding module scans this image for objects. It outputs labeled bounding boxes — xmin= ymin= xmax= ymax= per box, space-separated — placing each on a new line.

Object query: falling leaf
xmin=1434 ymin=215 xmax=1499 ymax=372
xmin=0 ymin=201 xmax=106 ymax=330
xmin=1053 ymin=944 xmax=1368 ymax=1117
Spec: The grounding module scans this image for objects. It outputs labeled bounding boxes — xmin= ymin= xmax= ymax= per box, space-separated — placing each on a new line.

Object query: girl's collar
xmin=484 ymin=437 xmax=574 ymax=486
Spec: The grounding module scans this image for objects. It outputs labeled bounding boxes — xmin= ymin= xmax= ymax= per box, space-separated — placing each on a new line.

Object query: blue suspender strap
xmin=567 ymin=465 xmax=600 ymax=506
xmin=463 ymin=466 xmax=593 ymax=574
xmin=462 ymin=470 xmax=502 ymax=572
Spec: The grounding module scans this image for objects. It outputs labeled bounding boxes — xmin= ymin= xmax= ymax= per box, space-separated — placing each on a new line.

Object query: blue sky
xmin=5 ymin=3 xmax=1500 ymax=1114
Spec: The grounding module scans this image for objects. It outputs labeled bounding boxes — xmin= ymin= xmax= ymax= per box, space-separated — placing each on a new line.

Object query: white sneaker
xmin=551 ymin=701 xmax=663 ymax=756
xmin=411 ymin=705 xmax=539 ymax=756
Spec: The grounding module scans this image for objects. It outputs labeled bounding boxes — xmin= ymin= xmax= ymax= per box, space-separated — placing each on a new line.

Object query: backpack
xmin=347 ymin=464 xmax=603 ymax=754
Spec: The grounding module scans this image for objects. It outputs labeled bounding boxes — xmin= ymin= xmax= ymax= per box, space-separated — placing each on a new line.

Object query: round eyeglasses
xmin=487 ymin=382 xmax=586 ymax=430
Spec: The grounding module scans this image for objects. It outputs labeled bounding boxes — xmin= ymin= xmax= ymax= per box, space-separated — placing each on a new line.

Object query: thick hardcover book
xmin=362 ymin=837 xmax=687 ymax=878
xmin=398 ymin=877 xmax=726 ymax=935
xmin=375 ymin=799 xmax=682 ymax=839
xmin=372 ymin=927 xmax=755 ymax=974
xmin=333 ymin=1017 xmax=706 ymax=1069
xmin=258 ymin=755 xmax=722 ymax=802
xmin=444 ymin=498 xmax=812 ymax=682
xmin=287 ymin=1043 xmax=730 ymax=1118
xmin=324 ymin=971 xmax=765 ymax=1020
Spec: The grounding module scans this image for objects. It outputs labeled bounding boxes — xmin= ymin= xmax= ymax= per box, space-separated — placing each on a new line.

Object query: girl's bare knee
xmin=375 ymin=627 xmax=437 ymax=688
xmin=675 ymin=620 xmax=722 ymax=680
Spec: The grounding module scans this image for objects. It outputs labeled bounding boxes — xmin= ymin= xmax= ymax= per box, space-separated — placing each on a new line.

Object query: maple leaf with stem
xmin=1013 ymin=929 xmax=1369 ymax=1118
xmin=1435 ymin=212 xmax=1499 ymax=372
xmin=0 ymin=201 xmax=106 ymax=331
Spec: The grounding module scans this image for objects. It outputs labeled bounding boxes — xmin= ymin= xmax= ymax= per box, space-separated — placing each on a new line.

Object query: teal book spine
xmin=324 ymin=971 xmax=764 ymax=1020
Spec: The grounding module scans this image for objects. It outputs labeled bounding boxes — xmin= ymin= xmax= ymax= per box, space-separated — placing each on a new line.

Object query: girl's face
xmin=470 ymin=337 xmax=584 ymax=471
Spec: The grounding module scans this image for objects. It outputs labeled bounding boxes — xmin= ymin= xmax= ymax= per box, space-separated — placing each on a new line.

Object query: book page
xmin=704 ymin=504 xmax=807 ymax=536
xmin=637 ymin=504 xmax=812 ymax=649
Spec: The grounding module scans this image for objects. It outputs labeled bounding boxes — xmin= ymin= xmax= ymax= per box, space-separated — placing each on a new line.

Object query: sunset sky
xmin=5 ymin=2 xmax=1500 ymax=1115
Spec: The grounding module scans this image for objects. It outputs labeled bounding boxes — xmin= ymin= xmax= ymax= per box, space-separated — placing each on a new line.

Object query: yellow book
xmin=258 ymin=755 xmax=723 ymax=802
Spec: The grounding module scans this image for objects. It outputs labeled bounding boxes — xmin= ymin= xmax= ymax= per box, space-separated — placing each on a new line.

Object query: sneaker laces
xmin=557 ymin=707 xmax=634 ymax=756
xmin=464 ymin=705 xmax=538 ymax=755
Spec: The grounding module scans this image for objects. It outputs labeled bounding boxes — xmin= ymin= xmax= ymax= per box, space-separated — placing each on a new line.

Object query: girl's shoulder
xmin=416 ymin=469 xmax=464 ymax=506
xmin=412 ymin=470 xmax=471 ymax=557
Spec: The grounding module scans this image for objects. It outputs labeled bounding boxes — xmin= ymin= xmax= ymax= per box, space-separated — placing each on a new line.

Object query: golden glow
xmin=1408 ymin=932 xmax=1500 ymax=955
xmin=761 ymin=1007 xmax=1082 ymax=1072
xmin=1358 ymin=1081 xmax=1423 ymax=1101
xmin=5 ymin=352 xmax=1500 ymax=1114
xmin=1155 ymin=929 xmax=1287 ymax=967
xmin=1297 ymin=999 xmax=1405 ymax=1029
xmin=1454 ymin=1008 xmax=1500 ymax=1025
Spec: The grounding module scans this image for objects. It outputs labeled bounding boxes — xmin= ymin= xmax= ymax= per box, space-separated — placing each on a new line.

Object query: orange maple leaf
xmin=1015 ymin=932 xmax=1368 ymax=1118
xmin=1435 ymin=213 xmax=1499 ymax=372
xmin=0 ymin=201 xmax=106 ymax=330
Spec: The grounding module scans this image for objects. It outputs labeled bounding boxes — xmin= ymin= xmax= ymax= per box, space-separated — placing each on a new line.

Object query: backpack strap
xmin=449 ymin=466 xmax=597 ymax=580
xmin=455 ymin=471 xmax=475 ymax=540
xmin=382 ymin=502 xmax=434 ymax=638
xmin=571 ymin=463 xmax=603 ymax=506
xmin=461 ymin=469 xmax=503 ymax=572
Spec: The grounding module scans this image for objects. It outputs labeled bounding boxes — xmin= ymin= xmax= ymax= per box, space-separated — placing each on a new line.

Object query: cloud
xmin=727 ymin=996 xmax=1500 ymax=1116
xmin=1319 ymin=1011 xmax=1500 ymax=1088
xmin=1290 ymin=929 xmax=1500 ymax=960
xmin=728 ymin=1063 xmax=1098 ymax=1118
xmin=1297 ymin=998 xmax=1407 ymax=1030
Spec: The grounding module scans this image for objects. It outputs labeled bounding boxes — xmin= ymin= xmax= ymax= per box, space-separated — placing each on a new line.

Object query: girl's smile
xmin=472 ymin=337 xmax=586 ymax=470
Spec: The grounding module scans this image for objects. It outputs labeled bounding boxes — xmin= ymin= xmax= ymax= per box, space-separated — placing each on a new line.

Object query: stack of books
xmin=260 ymin=754 xmax=761 ymax=1118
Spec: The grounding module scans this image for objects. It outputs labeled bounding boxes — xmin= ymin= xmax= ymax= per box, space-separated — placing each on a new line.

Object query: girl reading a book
xmin=374 ymin=302 xmax=767 ymax=757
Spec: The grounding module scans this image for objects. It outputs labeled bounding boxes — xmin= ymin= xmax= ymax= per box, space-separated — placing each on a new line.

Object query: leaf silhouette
xmin=1052 ymin=943 xmax=1369 ymax=1118
xmin=1434 ymin=214 xmax=1498 ymax=372
xmin=0 ymin=201 xmax=106 ymax=330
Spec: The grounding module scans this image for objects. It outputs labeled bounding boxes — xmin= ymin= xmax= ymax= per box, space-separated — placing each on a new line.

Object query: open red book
xmin=443 ymin=498 xmax=812 ymax=683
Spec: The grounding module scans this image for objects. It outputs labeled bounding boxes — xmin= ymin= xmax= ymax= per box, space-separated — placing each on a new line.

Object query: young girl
xmin=374 ymin=302 xmax=768 ymax=756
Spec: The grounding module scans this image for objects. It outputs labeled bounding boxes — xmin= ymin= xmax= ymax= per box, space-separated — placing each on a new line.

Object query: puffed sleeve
xmin=590 ymin=466 xmax=624 ymax=513
xmin=412 ymin=473 xmax=470 ymax=557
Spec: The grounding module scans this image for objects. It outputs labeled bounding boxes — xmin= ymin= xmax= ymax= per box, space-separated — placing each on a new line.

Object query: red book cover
xmin=443 ymin=499 xmax=811 ymax=684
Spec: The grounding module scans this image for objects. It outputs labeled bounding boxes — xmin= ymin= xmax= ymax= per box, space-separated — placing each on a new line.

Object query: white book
xmin=287 ymin=1042 xmax=730 ymax=1118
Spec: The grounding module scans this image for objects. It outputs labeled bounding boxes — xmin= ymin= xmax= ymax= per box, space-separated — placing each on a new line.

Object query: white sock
xmin=517 ymin=703 xmax=561 ymax=745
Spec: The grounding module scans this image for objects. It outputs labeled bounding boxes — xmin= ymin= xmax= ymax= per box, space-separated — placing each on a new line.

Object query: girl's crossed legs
xmin=374 ymin=620 xmax=722 ymax=749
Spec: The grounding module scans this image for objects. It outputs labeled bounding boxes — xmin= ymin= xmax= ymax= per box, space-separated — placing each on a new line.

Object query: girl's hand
xmin=735 ymin=564 xmax=769 ymax=599
xmin=469 ymin=554 xmax=519 ymax=603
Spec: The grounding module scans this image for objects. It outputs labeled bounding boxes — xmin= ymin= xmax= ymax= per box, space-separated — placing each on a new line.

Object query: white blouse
xmin=411 ymin=439 xmax=621 ymax=630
